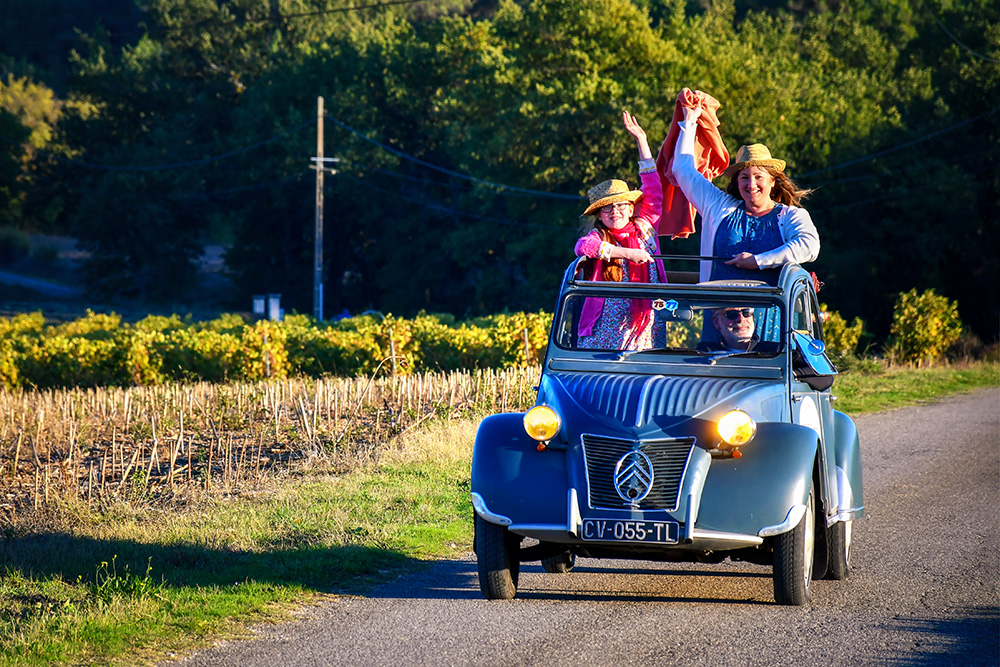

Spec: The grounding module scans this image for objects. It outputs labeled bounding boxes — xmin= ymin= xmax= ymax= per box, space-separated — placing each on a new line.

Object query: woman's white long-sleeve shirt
xmin=671 ymin=119 xmax=820 ymax=282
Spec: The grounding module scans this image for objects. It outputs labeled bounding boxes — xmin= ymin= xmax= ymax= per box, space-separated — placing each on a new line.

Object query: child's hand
xmin=622 ymin=111 xmax=647 ymax=143
xmin=625 ymin=247 xmax=653 ymax=264
xmin=623 ymin=110 xmax=652 ymax=160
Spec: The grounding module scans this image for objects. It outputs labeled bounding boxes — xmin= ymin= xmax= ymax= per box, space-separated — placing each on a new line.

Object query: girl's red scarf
xmin=603 ymin=221 xmax=651 ymax=337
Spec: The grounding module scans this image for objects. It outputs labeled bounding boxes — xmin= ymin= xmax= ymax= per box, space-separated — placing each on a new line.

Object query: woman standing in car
xmin=671 ymin=105 xmax=819 ymax=284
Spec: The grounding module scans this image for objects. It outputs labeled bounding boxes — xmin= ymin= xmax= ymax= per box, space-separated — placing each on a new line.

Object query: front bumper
xmin=472 ymin=490 xmax=781 ymax=551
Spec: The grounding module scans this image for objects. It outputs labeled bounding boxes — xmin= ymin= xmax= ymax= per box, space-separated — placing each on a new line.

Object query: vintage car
xmin=471 ymin=257 xmax=863 ymax=605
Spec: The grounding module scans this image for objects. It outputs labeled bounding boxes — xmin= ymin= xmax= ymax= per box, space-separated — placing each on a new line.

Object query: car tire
xmin=541 ymin=551 xmax=576 ymax=574
xmin=772 ymin=483 xmax=815 ymax=605
xmin=824 ymin=519 xmax=852 ymax=580
xmin=475 ymin=514 xmax=520 ymax=599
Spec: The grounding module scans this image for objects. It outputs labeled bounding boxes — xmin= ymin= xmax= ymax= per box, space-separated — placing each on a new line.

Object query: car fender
xmin=696 ymin=422 xmax=818 ymax=535
xmin=471 ymin=413 xmax=568 ymax=526
xmin=831 ymin=409 xmax=864 ymax=520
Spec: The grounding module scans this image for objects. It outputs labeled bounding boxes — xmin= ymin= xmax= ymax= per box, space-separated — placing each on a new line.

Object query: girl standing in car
xmin=574 ymin=112 xmax=667 ymax=351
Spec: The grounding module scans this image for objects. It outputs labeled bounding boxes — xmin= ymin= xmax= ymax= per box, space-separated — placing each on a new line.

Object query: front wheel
xmin=824 ymin=519 xmax=852 ymax=580
xmin=475 ymin=514 xmax=521 ymax=599
xmin=773 ymin=484 xmax=815 ymax=605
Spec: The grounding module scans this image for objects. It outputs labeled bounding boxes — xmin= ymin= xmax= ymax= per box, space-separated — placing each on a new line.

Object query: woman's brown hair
xmin=726 ymin=167 xmax=813 ymax=207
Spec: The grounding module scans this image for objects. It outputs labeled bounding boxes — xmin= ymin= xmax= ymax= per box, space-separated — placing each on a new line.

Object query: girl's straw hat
xmin=583 ymin=179 xmax=643 ymax=216
xmin=723 ymin=144 xmax=786 ymax=177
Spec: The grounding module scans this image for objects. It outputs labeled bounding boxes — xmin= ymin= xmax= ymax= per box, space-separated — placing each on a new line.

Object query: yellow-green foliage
xmin=0 ymin=309 xmax=556 ymax=389
xmin=237 ymin=320 xmax=290 ymax=381
xmin=889 ymin=288 xmax=963 ymax=364
xmin=663 ymin=312 xmax=703 ymax=348
xmin=820 ymin=304 xmax=865 ymax=355
xmin=0 ymin=312 xmax=45 ymax=389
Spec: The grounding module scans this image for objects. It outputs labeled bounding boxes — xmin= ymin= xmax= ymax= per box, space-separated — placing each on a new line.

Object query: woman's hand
xmin=724 ymin=252 xmax=759 ymax=270
xmin=623 ymin=110 xmax=652 ymax=160
xmin=682 ymin=105 xmax=702 ymax=124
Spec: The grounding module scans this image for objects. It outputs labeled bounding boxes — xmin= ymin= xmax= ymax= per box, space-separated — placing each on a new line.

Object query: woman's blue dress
xmin=705 ymin=205 xmax=784 ymax=344
xmin=710 ymin=205 xmax=784 ymax=285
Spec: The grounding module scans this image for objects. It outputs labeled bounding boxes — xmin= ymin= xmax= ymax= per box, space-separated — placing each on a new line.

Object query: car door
xmin=789 ymin=281 xmax=836 ymax=512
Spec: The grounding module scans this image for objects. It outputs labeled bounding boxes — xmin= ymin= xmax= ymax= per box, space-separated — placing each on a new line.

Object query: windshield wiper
xmin=706 ymin=350 xmax=768 ymax=365
xmin=618 ymin=347 xmax=701 ymax=361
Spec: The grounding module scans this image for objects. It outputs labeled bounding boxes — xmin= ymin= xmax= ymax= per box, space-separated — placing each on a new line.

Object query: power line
xmin=1 ymin=0 xmax=430 ymax=49
xmin=811 ymin=187 xmax=953 ymax=213
xmin=0 ymin=119 xmax=317 ymax=171
xmin=802 ymin=149 xmax=990 ymax=188
xmin=338 ymin=173 xmax=564 ymax=229
xmin=325 ymin=113 xmax=585 ymax=201
xmin=798 ymin=106 xmax=1000 ymax=179
xmin=27 ymin=169 xmax=308 ymax=201
xmin=372 ymin=167 xmax=481 ymax=192
xmin=928 ymin=11 xmax=999 ymax=64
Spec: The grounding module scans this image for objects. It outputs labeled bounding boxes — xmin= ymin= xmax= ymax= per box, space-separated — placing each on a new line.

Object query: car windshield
xmin=554 ymin=291 xmax=785 ymax=356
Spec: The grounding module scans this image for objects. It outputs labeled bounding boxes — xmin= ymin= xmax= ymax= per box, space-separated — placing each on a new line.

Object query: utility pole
xmin=310 ymin=96 xmax=338 ymax=321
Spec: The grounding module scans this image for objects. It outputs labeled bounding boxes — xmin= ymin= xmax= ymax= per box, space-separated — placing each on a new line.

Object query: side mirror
xmin=791 ymin=331 xmax=837 ymax=391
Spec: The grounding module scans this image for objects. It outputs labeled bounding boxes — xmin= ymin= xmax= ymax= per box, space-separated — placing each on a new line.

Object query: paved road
xmin=171 ymin=389 xmax=1000 ymax=666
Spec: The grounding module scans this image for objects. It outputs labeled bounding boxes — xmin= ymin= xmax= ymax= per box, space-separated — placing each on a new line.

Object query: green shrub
xmin=888 ymin=288 xmax=963 ymax=364
xmin=286 ymin=326 xmax=384 ymax=376
xmin=0 ymin=311 xmax=45 ymax=338
xmin=17 ymin=335 xmax=119 ymax=388
xmin=194 ymin=313 xmax=247 ymax=334
xmin=0 ymin=338 xmax=18 ymax=389
xmin=0 ymin=309 xmax=558 ymax=388
xmin=133 ymin=314 xmax=186 ymax=333
xmin=159 ymin=329 xmax=239 ymax=383
xmin=111 ymin=329 xmax=167 ymax=385
xmin=54 ymin=310 xmax=122 ymax=339
xmin=236 ymin=320 xmax=289 ymax=380
xmin=820 ymin=304 xmax=865 ymax=356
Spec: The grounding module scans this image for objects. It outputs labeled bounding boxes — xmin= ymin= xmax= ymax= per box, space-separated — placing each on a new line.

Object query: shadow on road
xmin=873 ymin=607 xmax=1000 ymax=667
xmin=364 ymin=556 xmax=774 ymax=606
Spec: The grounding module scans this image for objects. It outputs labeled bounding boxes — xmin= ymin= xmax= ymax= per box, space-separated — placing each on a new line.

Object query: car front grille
xmin=582 ymin=434 xmax=695 ymax=511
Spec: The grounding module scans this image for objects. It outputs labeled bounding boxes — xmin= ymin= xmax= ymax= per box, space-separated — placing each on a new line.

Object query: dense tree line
xmin=0 ymin=0 xmax=997 ymax=339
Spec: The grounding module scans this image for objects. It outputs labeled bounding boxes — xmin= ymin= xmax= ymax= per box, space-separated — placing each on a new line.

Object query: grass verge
xmin=830 ymin=360 xmax=999 ymax=414
xmin=1 ymin=363 xmax=997 ymax=665
xmin=1 ymin=422 xmax=477 ymax=666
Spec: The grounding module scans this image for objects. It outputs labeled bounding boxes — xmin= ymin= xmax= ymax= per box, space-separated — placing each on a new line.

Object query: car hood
xmin=538 ymin=371 xmax=788 ymax=431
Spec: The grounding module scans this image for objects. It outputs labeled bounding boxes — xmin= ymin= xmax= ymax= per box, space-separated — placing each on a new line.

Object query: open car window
xmin=555 ymin=292 xmax=785 ymax=355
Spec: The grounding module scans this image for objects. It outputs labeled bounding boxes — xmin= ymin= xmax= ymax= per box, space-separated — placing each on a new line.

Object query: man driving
xmin=701 ymin=307 xmax=759 ymax=352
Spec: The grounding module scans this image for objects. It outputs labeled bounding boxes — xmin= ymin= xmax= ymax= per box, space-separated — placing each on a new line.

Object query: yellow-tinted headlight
xmin=718 ymin=410 xmax=756 ymax=446
xmin=523 ymin=405 xmax=561 ymax=442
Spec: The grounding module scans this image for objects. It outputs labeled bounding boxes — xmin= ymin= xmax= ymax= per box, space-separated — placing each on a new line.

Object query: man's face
xmin=713 ymin=308 xmax=755 ymax=349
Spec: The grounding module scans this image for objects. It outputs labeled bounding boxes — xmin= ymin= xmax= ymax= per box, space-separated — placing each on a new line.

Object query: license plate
xmin=581 ymin=519 xmax=679 ymax=544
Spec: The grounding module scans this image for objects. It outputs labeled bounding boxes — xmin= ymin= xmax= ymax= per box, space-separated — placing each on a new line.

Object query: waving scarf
xmin=655 ymin=88 xmax=730 ymax=238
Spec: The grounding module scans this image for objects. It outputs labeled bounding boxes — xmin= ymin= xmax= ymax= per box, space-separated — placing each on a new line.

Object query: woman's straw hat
xmin=583 ymin=179 xmax=643 ymax=216
xmin=723 ymin=144 xmax=786 ymax=177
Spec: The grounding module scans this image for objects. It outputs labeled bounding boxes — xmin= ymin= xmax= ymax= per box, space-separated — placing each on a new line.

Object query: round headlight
xmin=718 ymin=410 xmax=756 ymax=446
xmin=523 ymin=405 xmax=561 ymax=442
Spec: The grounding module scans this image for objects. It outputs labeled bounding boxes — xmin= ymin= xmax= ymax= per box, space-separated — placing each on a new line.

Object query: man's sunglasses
xmin=722 ymin=309 xmax=754 ymax=321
